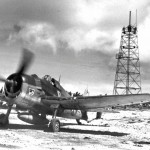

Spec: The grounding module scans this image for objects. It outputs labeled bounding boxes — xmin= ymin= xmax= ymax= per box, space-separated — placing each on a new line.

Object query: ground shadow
xmin=0 ymin=144 xmax=20 ymax=149
xmin=134 ymin=141 xmax=150 ymax=145
xmin=0 ymin=123 xmax=129 ymax=136
xmin=62 ymin=122 xmax=110 ymax=127
xmin=60 ymin=128 xmax=129 ymax=136
xmin=0 ymin=123 xmax=47 ymax=131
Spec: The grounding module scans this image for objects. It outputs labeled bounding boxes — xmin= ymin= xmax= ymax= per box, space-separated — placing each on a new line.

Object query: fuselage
xmin=3 ymin=73 xmax=86 ymax=123
xmin=4 ymin=73 xmax=70 ymax=115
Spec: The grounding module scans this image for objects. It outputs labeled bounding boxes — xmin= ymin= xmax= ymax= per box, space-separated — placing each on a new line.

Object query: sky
xmin=0 ymin=0 xmax=150 ymax=95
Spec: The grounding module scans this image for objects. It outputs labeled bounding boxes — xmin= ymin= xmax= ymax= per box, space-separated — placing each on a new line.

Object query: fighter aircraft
xmin=0 ymin=49 xmax=150 ymax=132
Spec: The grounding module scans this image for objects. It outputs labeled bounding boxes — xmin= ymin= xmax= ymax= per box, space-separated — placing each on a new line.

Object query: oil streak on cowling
xmin=17 ymin=112 xmax=49 ymax=125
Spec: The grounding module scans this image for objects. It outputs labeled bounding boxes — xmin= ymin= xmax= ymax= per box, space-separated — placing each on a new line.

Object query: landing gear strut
xmin=0 ymin=105 xmax=12 ymax=126
xmin=48 ymin=107 xmax=60 ymax=132
xmin=76 ymin=119 xmax=82 ymax=125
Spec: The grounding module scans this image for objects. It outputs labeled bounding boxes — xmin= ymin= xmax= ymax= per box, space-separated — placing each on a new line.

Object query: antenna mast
xmin=113 ymin=11 xmax=142 ymax=95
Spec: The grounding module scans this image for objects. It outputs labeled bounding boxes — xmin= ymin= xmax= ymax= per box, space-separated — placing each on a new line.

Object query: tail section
xmin=83 ymin=87 xmax=89 ymax=96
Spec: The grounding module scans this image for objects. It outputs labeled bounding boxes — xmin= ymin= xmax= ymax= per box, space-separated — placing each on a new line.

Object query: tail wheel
xmin=49 ymin=119 xmax=60 ymax=132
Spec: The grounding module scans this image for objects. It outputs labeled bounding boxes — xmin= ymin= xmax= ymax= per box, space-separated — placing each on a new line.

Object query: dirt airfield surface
xmin=0 ymin=109 xmax=150 ymax=150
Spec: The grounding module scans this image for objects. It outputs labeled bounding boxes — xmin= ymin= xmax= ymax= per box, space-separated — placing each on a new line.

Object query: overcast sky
xmin=0 ymin=0 xmax=150 ymax=95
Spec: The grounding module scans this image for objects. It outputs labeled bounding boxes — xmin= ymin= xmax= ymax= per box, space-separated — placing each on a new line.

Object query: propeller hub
xmin=4 ymin=73 xmax=23 ymax=98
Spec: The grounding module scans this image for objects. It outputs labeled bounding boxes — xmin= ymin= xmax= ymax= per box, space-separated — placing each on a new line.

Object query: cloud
xmin=8 ymin=23 xmax=57 ymax=52
xmin=0 ymin=0 xmax=79 ymax=30
xmin=0 ymin=1 xmax=150 ymax=66
xmin=0 ymin=0 xmax=150 ymax=58
xmin=60 ymin=27 xmax=116 ymax=52
xmin=139 ymin=13 xmax=150 ymax=61
xmin=8 ymin=22 xmax=117 ymax=54
xmin=0 ymin=0 xmax=150 ymax=94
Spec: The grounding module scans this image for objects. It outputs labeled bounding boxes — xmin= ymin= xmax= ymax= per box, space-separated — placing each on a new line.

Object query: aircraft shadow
xmin=134 ymin=141 xmax=150 ymax=145
xmin=1 ymin=123 xmax=129 ymax=136
xmin=62 ymin=122 xmax=110 ymax=127
xmin=60 ymin=128 xmax=128 ymax=136
xmin=1 ymin=124 xmax=47 ymax=131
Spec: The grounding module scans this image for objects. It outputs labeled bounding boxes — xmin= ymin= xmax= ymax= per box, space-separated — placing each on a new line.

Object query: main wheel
xmin=49 ymin=119 xmax=60 ymax=132
xmin=0 ymin=114 xmax=9 ymax=126
xmin=96 ymin=112 xmax=102 ymax=119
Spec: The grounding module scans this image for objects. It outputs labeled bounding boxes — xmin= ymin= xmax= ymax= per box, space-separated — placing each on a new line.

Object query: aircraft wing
xmin=41 ymin=93 xmax=150 ymax=111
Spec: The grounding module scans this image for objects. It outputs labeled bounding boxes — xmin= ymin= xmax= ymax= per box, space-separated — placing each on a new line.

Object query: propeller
xmin=0 ymin=76 xmax=15 ymax=87
xmin=0 ymin=48 xmax=34 ymax=95
xmin=0 ymin=48 xmax=34 ymax=82
xmin=0 ymin=76 xmax=17 ymax=85
xmin=16 ymin=48 xmax=34 ymax=76
xmin=0 ymin=76 xmax=6 ymax=82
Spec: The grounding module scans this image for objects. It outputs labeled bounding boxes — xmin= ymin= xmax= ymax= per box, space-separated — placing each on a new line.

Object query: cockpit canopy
xmin=42 ymin=75 xmax=61 ymax=90
xmin=42 ymin=75 xmax=52 ymax=82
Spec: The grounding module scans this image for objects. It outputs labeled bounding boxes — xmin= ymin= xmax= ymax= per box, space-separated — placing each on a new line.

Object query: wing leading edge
xmin=42 ymin=93 xmax=150 ymax=111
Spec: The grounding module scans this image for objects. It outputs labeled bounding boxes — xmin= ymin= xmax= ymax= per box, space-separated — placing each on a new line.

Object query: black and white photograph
xmin=0 ymin=0 xmax=150 ymax=150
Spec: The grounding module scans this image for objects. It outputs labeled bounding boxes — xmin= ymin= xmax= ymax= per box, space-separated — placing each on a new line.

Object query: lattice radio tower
xmin=113 ymin=11 xmax=142 ymax=95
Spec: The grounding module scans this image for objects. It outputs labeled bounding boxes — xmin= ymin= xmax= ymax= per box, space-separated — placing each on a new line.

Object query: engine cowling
xmin=17 ymin=112 xmax=49 ymax=125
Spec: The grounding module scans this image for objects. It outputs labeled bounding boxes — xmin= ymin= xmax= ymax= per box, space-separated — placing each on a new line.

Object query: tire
xmin=49 ymin=119 xmax=60 ymax=132
xmin=96 ymin=112 xmax=102 ymax=119
xmin=0 ymin=113 xmax=5 ymax=119
xmin=0 ymin=114 xmax=9 ymax=126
